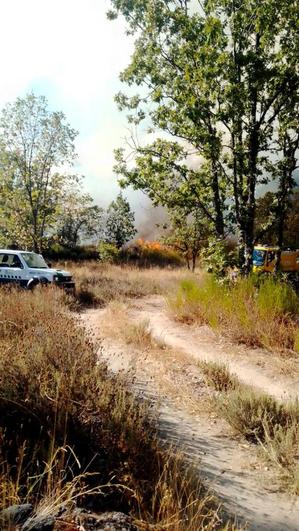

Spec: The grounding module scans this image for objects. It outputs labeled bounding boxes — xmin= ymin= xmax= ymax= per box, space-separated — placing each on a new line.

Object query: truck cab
xmin=253 ymin=246 xmax=299 ymax=274
xmin=0 ymin=250 xmax=75 ymax=290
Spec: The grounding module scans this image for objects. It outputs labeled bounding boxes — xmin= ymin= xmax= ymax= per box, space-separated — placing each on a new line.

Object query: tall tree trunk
xmin=211 ymin=160 xmax=225 ymax=238
xmin=277 ymin=133 xmax=299 ymax=250
xmin=243 ymin=34 xmax=261 ymax=275
xmin=192 ymin=252 xmax=196 ymax=272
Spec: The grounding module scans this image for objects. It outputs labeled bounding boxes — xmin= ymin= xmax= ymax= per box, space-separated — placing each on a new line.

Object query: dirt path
xmin=129 ymin=296 xmax=299 ymax=401
xmin=81 ymin=297 xmax=299 ymax=530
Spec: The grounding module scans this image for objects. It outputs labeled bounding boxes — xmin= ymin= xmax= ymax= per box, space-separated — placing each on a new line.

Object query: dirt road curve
xmin=130 ymin=296 xmax=299 ymax=401
xmin=81 ymin=296 xmax=299 ymax=531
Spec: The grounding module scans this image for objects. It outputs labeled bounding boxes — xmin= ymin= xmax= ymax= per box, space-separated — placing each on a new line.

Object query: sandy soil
xmin=81 ymin=296 xmax=299 ymax=531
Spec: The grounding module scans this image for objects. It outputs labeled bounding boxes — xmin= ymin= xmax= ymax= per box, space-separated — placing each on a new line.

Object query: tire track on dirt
xmin=81 ymin=300 xmax=299 ymax=531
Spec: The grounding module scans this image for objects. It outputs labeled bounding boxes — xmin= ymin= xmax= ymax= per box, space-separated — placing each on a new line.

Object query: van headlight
xmin=53 ymin=275 xmax=59 ymax=282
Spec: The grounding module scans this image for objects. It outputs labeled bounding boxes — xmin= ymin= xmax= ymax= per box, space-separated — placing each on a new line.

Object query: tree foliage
xmin=57 ymin=187 xmax=104 ymax=248
xmin=162 ymin=209 xmax=210 ymax=271
xmin=0 ymin=93 xmax=77 ymax=251
xmin=255 ymin=189 xmax=299 ymax=247
xmin=105 ymin=193 xmax=136 ymax=248
xmin=110 ymin=0 xmax=299 ymax=271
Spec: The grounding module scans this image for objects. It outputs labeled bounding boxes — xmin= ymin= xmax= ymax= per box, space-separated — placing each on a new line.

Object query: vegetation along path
xmin=81 ymin=296 xmax=299 ymax=531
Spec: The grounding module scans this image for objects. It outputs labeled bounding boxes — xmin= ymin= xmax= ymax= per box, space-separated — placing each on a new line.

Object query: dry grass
xmin=198 ymin=361 xmax=239 ymax=393
xmin=195 ymin=359 xmax=299 ymax=494
xmin=100 ymin=302 xmax=211 ymax=415
xmin=62 ymin=261 xmax=190 ymax=308
xmin=169 ymin=274 xmax=299 ymax=355
xmin=0 ymin=285 xmax=233 ymax=529
xmin=218 ymin=386 xmax=299 ymax=493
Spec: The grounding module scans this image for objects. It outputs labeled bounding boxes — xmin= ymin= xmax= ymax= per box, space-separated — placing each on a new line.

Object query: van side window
xmin=0 ymin=254 xmax=9 ymax=266
xmin=0 ymin=254 xmax=23 ymax=268
xmin=267 ymin=251 xmax=276 ymax=263
xmin=11 ymin=255 xmax=23 ymax=268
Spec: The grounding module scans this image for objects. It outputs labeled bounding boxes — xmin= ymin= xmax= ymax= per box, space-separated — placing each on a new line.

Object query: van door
xmin=0 ymin=253 xmax=24 ymax=285
xmin=9 ymin=254 xmax=24 ymax=285
xmin=0 ymin=253 xmax=11 ymax=284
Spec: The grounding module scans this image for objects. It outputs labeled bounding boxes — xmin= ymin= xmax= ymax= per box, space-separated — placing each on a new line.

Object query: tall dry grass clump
xmin=198 ymin=361 xmax=239 ymax=393
xmin=0 ymin=286 xmax=228 ymax=529
xmin=170 ymin=275 xmax=299 ymax=353
xmin=218 ymin=387 xmax=299 ymax=493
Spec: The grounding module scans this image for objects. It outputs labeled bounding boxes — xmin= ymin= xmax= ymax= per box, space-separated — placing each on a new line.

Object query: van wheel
xmin=26 ymin=278 xmax=39 ymax=290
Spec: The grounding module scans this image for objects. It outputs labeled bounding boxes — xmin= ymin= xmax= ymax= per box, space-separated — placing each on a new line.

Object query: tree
xmin=162 ymin=209 xmax=210 ymax=271
xmin=0 ymin=93 xmax=77 ymax=251
xmin=254 ymin=192 xmax=277 ymax=245
xmin=57 ymin=189 xmax=104 ymax=248
xmin=255 ymin=190 xmax=299 ymax=248
xmin=109 ymin=0 xmax=298 ymax=272
xmin=284 ymin=191 xmax=299 ymax=248
xmin=105 ymin=193 xmax=136 ymax=248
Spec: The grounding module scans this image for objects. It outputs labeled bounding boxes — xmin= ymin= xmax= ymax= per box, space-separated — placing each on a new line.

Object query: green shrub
xmin=200 ymin=238 xmax=237 ymax=278
xmin=45 ymin=243 xmax=99 ymax=261
xmin=121 ymin=240 xmax=184 ymax=268
xmin=170 ymin=274 xmax=299 ymax=353
xmin=98 ymin=241 xmax=120 ymax=263
xmin=256 ymin=277 xmax=299 ymax=319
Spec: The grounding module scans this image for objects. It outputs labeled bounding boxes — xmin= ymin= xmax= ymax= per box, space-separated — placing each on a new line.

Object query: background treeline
xmin=0 ymin=93 xmax=139 ymax=255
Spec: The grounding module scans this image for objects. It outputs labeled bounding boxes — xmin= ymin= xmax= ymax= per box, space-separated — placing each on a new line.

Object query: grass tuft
xmin=198 ymin=361 xmax=239 ymax=392
xmin=218 ymin=386 xmax=299 ymax=493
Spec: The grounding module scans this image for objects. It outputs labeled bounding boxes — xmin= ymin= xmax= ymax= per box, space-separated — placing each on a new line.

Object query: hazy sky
xmin=0 ymin=0 xmax=157 ymax=225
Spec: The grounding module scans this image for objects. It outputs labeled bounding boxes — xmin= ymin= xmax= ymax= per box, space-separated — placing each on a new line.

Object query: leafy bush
xmin=45 ymin=243 xmax=99 ymax=261
xmin=200 ymin=238 xmax=237 ymax=278
xmin=98 ymin=241 xmax=120 ymax=263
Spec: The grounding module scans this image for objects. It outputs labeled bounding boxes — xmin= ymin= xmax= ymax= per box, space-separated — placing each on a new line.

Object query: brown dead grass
xmin=198 ymin=361 xmax=240 ymax=393
xmin=0 ymin=286 xmax=234 ymax=530
xmin=61 ymin=261 xmax=191 ymax=308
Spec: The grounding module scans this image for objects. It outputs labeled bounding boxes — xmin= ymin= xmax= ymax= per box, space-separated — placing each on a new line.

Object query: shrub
xmin=121 ymin=239 xmax=184 ymax=268
xmin=218 ymin=388 xmax=299 ymax=442
xmin=45 ymin=243 xmax=99 ymax=262
xmin=200 ymin=238 xmax=237 ymax=278
xmin=262 ymin=421 xmax=299 ymax=494
xmin=98 ymin=241 xmax=120 ymax=263
xmin=217 ymin=386 xmax=299 ymax=493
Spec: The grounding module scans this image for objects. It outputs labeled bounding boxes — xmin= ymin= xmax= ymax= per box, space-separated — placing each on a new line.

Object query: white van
xmin=0 ymin=250 xmax=75 ymax=290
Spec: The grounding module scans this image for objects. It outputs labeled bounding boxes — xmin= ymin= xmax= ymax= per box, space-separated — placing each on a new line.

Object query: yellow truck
xmin=252 ymin=246 xmax=299 ymax=274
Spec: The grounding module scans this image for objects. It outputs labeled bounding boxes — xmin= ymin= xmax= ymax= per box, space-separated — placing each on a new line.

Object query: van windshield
xmin=21 ymin=253 xmax=48 ymax=269
xmin=253 ymin=249 xmax=266 ymax=266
